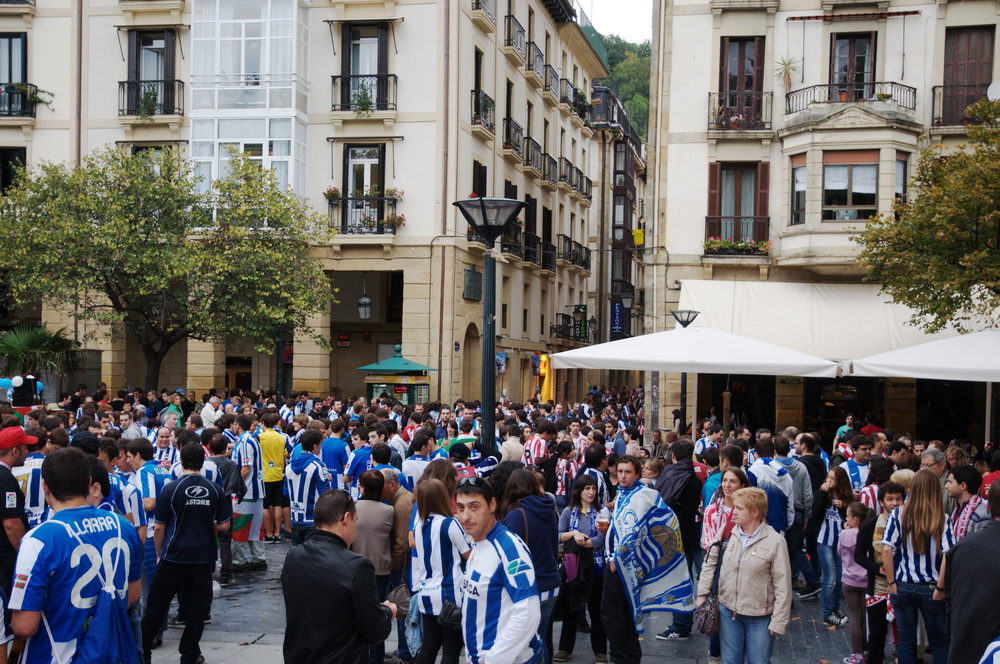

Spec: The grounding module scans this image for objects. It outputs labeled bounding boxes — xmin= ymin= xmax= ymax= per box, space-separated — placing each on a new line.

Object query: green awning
xmin=356 ymin=345 xmax=436 ymax=374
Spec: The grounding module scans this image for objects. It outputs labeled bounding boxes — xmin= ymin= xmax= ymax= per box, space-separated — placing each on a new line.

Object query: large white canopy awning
xmin=851 ymin=329 xmax=1000 ymax=381
xmin=550 ymin=325 xmax=839 ymax=377
xmin=676 ymin=280 xmax=975 ymax=361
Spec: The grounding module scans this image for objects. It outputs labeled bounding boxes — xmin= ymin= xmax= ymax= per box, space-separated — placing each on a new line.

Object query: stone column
xmin=292 ymin=311 xmax=332 ymax=395
xmin=186 ymin=339 xmax=227 ymax=395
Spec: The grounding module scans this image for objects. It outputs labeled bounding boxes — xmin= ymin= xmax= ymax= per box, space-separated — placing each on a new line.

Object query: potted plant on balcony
xmin=323 ymin=185 xmax=341 ymax=202
xmin=364 ymin=186 xmax=382 ymax=200
xmin=751 ymin=239 xmax=772 ymax=256
xmin=383 ymin=187 xmax=404 ymax=201
xmin=774 ymin=55 xmax=800 ymax=92
xmin=358 ymin=213 xmax=377 ymax=233
xmin=727 ymin=113 xmax=745 ymax=129
xmin=381 ymin=213 xmax=405 ymax=234
xmin=703 ymin=236 xmax=738 ymax=255
xmin=352 ymin=85 xmax=374 ymax=118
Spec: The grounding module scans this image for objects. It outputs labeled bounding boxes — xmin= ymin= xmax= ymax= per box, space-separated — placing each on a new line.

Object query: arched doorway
xmin=462 ymin=323 xmax=481 ymax=400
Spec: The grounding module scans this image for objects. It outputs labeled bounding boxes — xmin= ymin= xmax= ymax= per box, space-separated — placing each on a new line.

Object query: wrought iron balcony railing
xmin=502 ymin=117 xmax=524 ymax=156
xmin=785 ymin=82 xmax=916 ymax=114
xmin=331 ymin=74 xmax=397 ymax=112
xmin=704 ymin=215 xmax=770 ymax=246
xmin=526 ymin=42 xmax=544 ymax=77
xmin=708 ymin=91 xmax=772 ymax=130
xmin=330 ymin=196 xmax=399 ymax=235
xmin=118 ymin=80 xmax=184 ymax=116
xmin=471 ymin=89 xmax=495 ymax=133
xmin=504 ymin=15 xmax=526 ymax=60
xmin=471 ymin=0 xmax=496 ymax=23
xmin=523 ymin=137 xmax=542 ymax=172
xmin=932 ymin=84 xmax=988 ymax=126
xmin=542 ymin=153 xmax=558 ymax=185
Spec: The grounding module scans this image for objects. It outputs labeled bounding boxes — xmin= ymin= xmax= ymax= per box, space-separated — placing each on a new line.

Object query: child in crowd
xmin=838 ymin=501 xmax=872 ymax=664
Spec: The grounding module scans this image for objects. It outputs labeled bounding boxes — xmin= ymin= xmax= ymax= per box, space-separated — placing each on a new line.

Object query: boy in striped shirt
xmin=284 ymin=430 xmax=332 ymax=546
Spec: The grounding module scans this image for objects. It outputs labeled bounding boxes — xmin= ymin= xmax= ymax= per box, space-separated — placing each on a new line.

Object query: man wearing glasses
xmin=921 ymin=447 xmax=955 ymax=513
xmin=456 ymin=476 xmax=543 ymax=664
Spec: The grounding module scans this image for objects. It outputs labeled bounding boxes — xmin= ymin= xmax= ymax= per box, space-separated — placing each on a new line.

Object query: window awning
xmin=676 ymin=279 xmax=980 ymax=361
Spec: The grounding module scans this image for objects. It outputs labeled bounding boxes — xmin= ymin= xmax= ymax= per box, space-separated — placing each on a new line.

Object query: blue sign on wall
xmin=611 ymin=301 xmax=624 ymax=334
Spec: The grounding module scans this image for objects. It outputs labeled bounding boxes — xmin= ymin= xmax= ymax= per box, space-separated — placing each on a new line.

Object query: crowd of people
xmin=0 ymin=384 xmax=997 ymax=664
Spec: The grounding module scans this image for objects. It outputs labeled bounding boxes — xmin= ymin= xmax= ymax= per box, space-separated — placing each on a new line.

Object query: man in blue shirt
xmin=284 ymin=430 xmax=332 ymax=546
xmin=142 ymin=443 xmax=231 ymax=664
xmin=232 ymin=414 xmax=266 ymax=572
xmin=10 ymin=447 xmax=143 ymax=664
xmin=345 ymin=426 xmax=373 ymax=499
xmin=321 ymin=421 xmax=351 ymax=489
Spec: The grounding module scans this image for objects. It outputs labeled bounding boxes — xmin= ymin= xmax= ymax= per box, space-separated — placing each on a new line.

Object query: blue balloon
xmin=0 ymin=379 xmax=11 ymax=389
xmin=35 ymin=381 xmax=43 ymax=393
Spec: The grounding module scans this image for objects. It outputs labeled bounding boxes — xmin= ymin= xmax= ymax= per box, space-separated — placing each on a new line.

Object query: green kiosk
xmin=357 ymin=345 xmax=435 ymax=406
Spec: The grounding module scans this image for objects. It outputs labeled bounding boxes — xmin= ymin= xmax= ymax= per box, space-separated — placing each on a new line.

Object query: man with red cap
xmin=0 ymin=426 xmax=33 ymax=596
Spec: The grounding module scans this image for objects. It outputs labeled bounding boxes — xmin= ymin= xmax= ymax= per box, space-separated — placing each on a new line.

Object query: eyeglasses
xmin=921 ymin=460 xmax=942 ymax=469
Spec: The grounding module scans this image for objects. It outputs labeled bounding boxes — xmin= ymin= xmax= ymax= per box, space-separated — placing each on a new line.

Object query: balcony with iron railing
xmin=523 ymin=232 xmax=542 ymax=266
xmin=704 ymin=215 xmax=770 ymax=250
xmin=785 ymin=81 xmax=916 ymax=114
xmin=500 ymin=228 xmax=523 ymax=259
xmin=541 ymin=153 xmax=558 ymax=189
xmin=708 ymin=91 xmax=772 ymax=131
xmin=559 ymin=78 xmax=575 ymax=114
xmin=579 ymin=175 xmax=593 ymax=202
xmin=525 ymin=42 xmax=544 ymax=87
xmin=330 ymin=196 xmax=399 ymax=235
xmin=540 ymin=241 xmax=557 ymax=272
xmin=551 ymin=312 xmax=588 ymax=343
xmin=558 ymin=157 xmax=574 ymax=190
xmin=470 ymin=0 xmax=496 ymax=30
xmin=503 ymin=15 xmax=526 ymax=64
xmin=557 ymin=234 xmax=592 ymax=271
xmin=572 ymin=167 xmax=585 ymax=197
xmin=932 ymin=84 xmax=988 ymax=127
xmin=470 ymin=89 xmax=495 ymax=138
xmin=331 ymin=74 xmax=397 ymax=113
xmin=0 ymin=83 xmax=38 ymax=118
xmin=543 ymin=65 xmax=559 ymax=105
xmin=118 ymin=80 xmax=185 ymax=118
xmin=523 ymin=137 xmax=542 ymax=177
xmin=501 ymin=117 xmax=524 ymax=162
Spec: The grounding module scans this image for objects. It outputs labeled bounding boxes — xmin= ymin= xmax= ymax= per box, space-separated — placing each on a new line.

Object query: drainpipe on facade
xmin=75 ymin=0 xmax=83 ymax=165
xmin=596 ymin=130 xmax=608 ymax=372
xmin=435 ymin=0 xmax=453 ymax=399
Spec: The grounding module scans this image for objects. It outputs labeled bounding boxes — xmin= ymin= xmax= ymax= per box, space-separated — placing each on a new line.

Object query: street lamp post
xmin=454 ymin=197 xmax=527 ymax=444
xmin=671 ymin=309 xmax=700 ymax=436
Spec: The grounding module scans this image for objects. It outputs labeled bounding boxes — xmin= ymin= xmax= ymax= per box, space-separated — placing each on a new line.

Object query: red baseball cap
xmin=0 ymin=427 xmax=36 ymax=449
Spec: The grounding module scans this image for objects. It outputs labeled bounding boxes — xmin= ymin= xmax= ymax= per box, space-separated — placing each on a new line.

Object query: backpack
xmin=43 ymin=517 xmax=138 ymax=664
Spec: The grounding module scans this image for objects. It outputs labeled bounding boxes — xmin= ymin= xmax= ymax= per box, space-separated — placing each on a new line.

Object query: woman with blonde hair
xmin=697 ymin=487 xmax=792 ymax=664
xmin=881 ymin=469 xmax=955 ymax=664
xmin=890 ymin=468 xmax=916 ymax=493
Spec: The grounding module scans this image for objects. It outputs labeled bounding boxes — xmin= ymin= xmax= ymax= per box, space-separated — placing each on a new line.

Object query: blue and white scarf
xmin=609 ymin=483 xmax=694 ymax=631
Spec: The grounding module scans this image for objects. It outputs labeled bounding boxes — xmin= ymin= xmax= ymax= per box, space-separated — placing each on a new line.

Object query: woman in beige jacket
xmin=696 ymin=487 xmax=792 ymax=664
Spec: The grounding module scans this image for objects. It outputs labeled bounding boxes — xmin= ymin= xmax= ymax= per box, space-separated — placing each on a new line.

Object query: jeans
xmin=786 ymin=513 xmax=820 ymax=585
xmin=141 ymin=560 xmax=214 ymax=663
xmin=818 ymin=543 xmax=842 ymax=619
xmin=892 ymin=582 xmax=949 ymax=664
xmin=671 ymin=548 xmax=702 ymax=635
xmin=389 ymin=569 xmax=413 ymax=659
xmin=370 ymin=574 xmax=390 ymax=664
xmin=719 ymin=604 xmax=775 ymax=664
xmin=538 ymin=594 xmax=558 ymax=663
xmin=555 ymin=495 xmax=568 ymax=512
xmin=415 ymin=613 xmax=462 ymax=664
xmin=602 ymin=569 xmax=641 ymax=664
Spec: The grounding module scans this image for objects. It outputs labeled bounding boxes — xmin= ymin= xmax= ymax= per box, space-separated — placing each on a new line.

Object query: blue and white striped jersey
xmin=817 ymin=503 xmax=843 ymax=547
xmin=578 ymin=467 xmax=609 ymax=506
xmin=283 ymin=454 xmax=332 ymax=526
xmin=401 ymin=455 xmax=431 ymax=492
xmin=461 ymin=521 xmax=543 ymax=664
xmin=169 ymin=458 xmax=224 ymax=489
xmin=13 ymin=454 xmax=46 ymax=528
xmin=412 ymin=514 xmax=471 ymax=615
xmin=153 ymin=445 xmax=179 ymax=469
xmin=236 ymin=432 xmax=265 ymax=501
xmin=882 ymin=505 xmax=956 ymax=584
xmin=131 ymin=460 xmax=171 ymax=539
xmin=121 ymin=480 xmax=147 ymax=530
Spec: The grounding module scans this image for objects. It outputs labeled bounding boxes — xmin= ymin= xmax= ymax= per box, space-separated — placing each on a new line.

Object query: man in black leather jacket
xmin=280 ymin=490 xmax=397 ymax=664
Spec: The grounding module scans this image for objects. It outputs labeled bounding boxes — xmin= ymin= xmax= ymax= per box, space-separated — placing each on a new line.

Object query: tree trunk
xmin=140 ymin=342 xmax=171 ymax=394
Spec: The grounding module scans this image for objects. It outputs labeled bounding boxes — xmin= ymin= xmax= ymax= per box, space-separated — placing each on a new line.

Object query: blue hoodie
xmin=502 ymin=493 xmax=561 ymax=594
xmin=747 ymin=457 xmax=794 ymax=533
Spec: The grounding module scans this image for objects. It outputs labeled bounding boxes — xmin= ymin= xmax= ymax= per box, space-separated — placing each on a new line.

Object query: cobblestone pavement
xmin=153 ymin=539 xmax=856 ymax=664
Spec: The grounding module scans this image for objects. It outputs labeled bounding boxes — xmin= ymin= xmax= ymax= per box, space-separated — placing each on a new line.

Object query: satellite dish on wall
xmin=988 ymin=81 xmax=1000 ymax=101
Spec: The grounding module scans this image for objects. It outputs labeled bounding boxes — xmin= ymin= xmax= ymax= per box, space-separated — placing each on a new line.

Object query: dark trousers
xmin=141 ymin=560 xmax=214 ymax=663
xmin=415 ymin=613 xmax=463 ymax=664
xmin=558 ymin=575 xmax=607 ymax=656
xmin=601 ymin=569 xmax=641 ymax=664
xmin=291 ymin=524 xmax=314 ymax=546
xmin=217 ymin=529 xmax=233 ymax=575
xmin=786 ymin=512 xmax=820 ymax=585
xmin=866 ymin=595 xmax=889 ymax=664
xmin=370 ymin=574 xmax=390 ymax=664
xmin=389 ymin=569 xmax=412 ymax=659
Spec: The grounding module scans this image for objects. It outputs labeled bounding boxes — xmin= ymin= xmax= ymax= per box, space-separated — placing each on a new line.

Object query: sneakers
xmin=383 ymin=652 xmax=415 ymax=664
xmin=264 ymin=535 xmax=281 ymax=543
xmin=655 ymin=628 xmax=690 ymax=641
xmin=594 ymin=655 xmax=608 ymax=664
xmin=834 ymin=609 xmax=847 ymax=621
xmin=843 ymin=655 xmax=865 ymax=664
xmin=824 ymin=614 xmax=849 ymax=628
xmin=553 ymin=651 xmax=571 ymax=662
xmin=219 ymin=574 xmax=236 ymax=587
xmin=708 ymin=657 xmax=722 ymax=664
xmin=248 ymin=560 xmax=268 ymax=571
xmin=576 ymin=617 xmax=591 ymax=633
xmin=168 ymin=615 xmax=212 ymax=628
xmin=797 ymin=583 xmax=822 ymax=599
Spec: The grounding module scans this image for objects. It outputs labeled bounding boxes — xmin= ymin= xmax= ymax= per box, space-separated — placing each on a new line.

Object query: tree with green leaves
xmin=854 ymin=99 xmax=1000 ymax=332
xmin=0 ymin=324 xmax=83 ymax=377
xmin=596 ymin=33 xmax=651 ymax=140
xmin=0 ymin=146 xmax=335 ymax=391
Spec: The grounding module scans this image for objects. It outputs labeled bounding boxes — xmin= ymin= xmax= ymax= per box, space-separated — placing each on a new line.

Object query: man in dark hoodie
xmin=653 ymin=438 xmax=702 ymax=641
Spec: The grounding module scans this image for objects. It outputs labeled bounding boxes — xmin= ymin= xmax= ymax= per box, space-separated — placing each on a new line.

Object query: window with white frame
xmin=895 ymin=155 xmax=908 ymax=206
xmin=790 ymin=154 xmax=806 ymax=225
